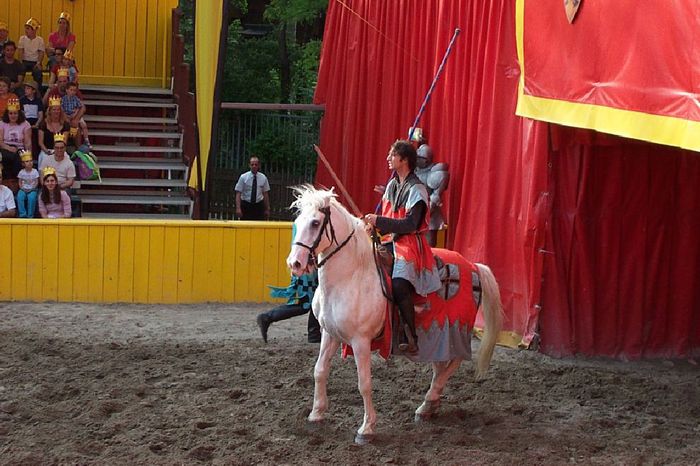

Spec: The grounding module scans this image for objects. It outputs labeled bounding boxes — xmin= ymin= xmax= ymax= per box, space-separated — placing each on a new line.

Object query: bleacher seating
xmin=75 ymin=84 xmax=191 ymax=219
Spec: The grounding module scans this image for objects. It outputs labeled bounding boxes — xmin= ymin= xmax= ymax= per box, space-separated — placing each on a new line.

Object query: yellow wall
xmin=0 ymin=219 xmax=294 ymax=304
xmin=1 ymin=0 xmax=178 ymax=87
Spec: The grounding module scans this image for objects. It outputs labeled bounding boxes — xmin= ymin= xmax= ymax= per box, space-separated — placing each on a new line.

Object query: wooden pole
xmin=313 ymin=144 xmax=362 ymax=217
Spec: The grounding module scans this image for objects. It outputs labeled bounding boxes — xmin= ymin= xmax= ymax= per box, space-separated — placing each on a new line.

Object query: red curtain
xmin=314 ymin=0 xmax=549 ymax=346
xmin=540 ymin=128 xmax=700 ymax=358
xmin=314 ymin=0 xmax=700 ymax=357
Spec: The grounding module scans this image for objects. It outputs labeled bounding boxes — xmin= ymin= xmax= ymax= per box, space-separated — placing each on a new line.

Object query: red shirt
xmin=48 ymin=31 xmax=76 ymax=50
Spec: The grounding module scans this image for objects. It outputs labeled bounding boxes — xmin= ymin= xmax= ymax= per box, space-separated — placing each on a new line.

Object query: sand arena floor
xmin=0 ymin=302 xmax=698 ymax=465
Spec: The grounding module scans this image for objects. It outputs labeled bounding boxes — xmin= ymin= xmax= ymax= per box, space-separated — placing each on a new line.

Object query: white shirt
xmin=235 ymin=171 xmax=270 ymax=204
xmin=18 ymin=168 xmax=39 ymax=192
xmin=0 ymin=185 xmax=16 ymax=213
xmin=18 ymin=35 xmax=45 ymax=62
xmin=39 ymin=155 xmax=76 ymax=185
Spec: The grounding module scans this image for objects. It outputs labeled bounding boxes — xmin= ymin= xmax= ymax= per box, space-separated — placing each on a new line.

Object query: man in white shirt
xmin=0 ymin=168 xmax=17 ymax=218
xmin=38 ymin=135 xmax=75 ymax=190
xmin=234 ymin=156 xmax=270 ymax=220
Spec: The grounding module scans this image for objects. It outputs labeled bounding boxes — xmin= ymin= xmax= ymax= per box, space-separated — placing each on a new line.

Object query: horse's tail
xmin=474 ymin=263 xmax=504 ymax=379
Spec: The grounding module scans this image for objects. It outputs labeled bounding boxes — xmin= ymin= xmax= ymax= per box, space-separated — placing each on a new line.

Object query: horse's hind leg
xmin=415 ymin=358 xmax=463 ymax=422
xmin=309 ymin=333 xmax=340 ymax=423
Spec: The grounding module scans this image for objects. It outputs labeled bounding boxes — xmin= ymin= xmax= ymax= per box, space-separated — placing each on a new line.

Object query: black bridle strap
xmin=317 ymin=228 xmax=355 ymax=267
xmin=293 ymin=205 xmax=355 ymax=269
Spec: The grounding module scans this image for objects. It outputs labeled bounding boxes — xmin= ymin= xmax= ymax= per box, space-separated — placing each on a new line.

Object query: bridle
xmin=293 ymin=205 xmax=355 ymax=269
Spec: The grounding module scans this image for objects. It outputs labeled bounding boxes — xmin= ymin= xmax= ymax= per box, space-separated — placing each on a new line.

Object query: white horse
xmin=286 ymin=186 xmax=503 ymax=444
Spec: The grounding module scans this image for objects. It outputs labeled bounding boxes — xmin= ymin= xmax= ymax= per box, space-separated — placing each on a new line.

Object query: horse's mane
xmin=290 ymin=184 xmax=372 ymax=262
xmin=290 ymin=184 xmax=338 ymax=214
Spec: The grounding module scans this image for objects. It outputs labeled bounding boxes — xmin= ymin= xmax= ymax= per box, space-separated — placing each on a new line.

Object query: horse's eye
xmin=311 ymin=219 xmax=321 ymax=228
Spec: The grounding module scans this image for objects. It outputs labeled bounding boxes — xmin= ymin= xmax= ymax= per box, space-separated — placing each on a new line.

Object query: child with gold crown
xmin=17 ymin=150 xmax=39 ymax=218
xmin=0 ymin=97 xmax=31 ymax=178
xmin=18 ymin=17 xmax=46 ymax=89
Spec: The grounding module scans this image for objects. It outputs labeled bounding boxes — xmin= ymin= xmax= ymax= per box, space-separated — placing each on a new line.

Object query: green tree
xmin=177 ymin=0 xmax=325 ymax=104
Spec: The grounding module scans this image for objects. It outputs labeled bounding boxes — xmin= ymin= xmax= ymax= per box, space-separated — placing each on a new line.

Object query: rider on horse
xmin=364 ymin=140 xmax=442 ymax=354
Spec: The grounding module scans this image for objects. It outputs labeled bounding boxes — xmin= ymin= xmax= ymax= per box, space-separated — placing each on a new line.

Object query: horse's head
xmin=287 ymin=185 xmax=342 ymax=276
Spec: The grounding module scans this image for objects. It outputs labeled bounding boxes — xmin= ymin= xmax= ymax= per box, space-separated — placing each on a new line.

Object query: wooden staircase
xmin=76 ymin=84 xmax=192 ymax=219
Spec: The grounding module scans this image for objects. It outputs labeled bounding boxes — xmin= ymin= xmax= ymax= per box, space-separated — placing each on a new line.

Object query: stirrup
xmin=398 ymin=325 xmax=418 ymax=354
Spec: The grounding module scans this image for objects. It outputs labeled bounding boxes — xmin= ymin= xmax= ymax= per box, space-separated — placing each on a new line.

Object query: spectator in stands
xmin=38 ymin=133 xmax=74 ymax=190
xmin=20 ymin=80 xmax=43 ymax=127
xmin=37 ymin=96 xmax=69 ymax=167
xmin=0 ymin=76 xmax=18 ymax=115
xmin=0 ymin=167 xmax=17 ymax=217
xmin=43 ymin=68 xmax=83 ymax=106
xmin=0 ymin=98 xmax=31 ymax=179
xmin=18 ymin=18 xmax=45 ymax=90
xmin=0 ymin=22 xmax=10 ymax=49
xmin=49 ymin=49 xmax=78 ymax=85
xmin=38 ymin=166 xmax=71 ymax=218
xmin=47 ymin=12 xmax=76 ymax=69
xmin=235 ymin=156 xmax=271 ymax=220
xmin=16 ymin=150 xmax=38 ymax=218
xmin=0 ymin=42 xmax=25 ymax=96
xmin=61 ymin=81 xmax=89 ymax=147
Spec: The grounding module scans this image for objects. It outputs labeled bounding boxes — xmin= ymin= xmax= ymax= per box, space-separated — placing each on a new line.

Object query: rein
xmin=294 ymin=205 xmax=355 ymax=269
xmin=370 ymin=229 xmax=395 ymax=302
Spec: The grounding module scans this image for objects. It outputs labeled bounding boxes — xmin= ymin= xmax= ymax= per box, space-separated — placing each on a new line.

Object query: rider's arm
xmin=375 ymin=201 xmax=426 ymax=235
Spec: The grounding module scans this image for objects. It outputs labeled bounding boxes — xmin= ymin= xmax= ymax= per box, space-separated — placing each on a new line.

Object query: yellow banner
xmin=188 ymin=2 xmax=225 ymax=190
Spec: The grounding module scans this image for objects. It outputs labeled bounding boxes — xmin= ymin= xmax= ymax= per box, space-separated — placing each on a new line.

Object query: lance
xmin=313 ymin=144 xmax=362 ymax=217
xmin=408 ymin=27 xmax=461 ymax=141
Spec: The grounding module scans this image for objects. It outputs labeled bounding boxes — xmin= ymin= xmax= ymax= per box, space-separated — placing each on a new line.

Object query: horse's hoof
xmin=414 ymin=412 xmax=433 ymax=423
xmin=354 ymin=432 xmax=374 ymax=445
xmin=414 ymin=400 xmax=440 ymax=422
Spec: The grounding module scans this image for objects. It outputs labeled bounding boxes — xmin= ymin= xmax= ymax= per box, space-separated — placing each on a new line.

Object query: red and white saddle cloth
xmin=343 ymin=248 xmax=479 ymax=362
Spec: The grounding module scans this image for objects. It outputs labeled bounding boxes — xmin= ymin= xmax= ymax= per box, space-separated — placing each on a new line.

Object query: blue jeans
xmin=17 ymin=190 xmax=38 ymax=218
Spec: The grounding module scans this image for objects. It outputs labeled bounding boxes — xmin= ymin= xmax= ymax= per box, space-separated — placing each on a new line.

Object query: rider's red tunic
xmin=381 ymin=173 xmax=441 ymax=296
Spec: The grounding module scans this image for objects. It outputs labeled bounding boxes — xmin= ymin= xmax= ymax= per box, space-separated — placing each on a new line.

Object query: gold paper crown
xmin=59 ymin=12 xmax=71 ymax=23
xmin=48 ymin=96 xmax=62 ymax=108
xmin=20 ymin=151 xmax=33 ymax=162
xmin=53 ymin=132 xmax=66 ymax=144
xmin=42 ymin=166 xmax=57 ymax=178
xmin=69 ymin=127 xmax=78 ymax=136
xmin=0 ymin=21 xmax=8 ymax=31
xmin=25 ymin=17 xmax=41 ymax=29
xmin=57 ymin=67 xmax=70 ymax=78
xmin=6 ymin=98 xmax=20 ymax=112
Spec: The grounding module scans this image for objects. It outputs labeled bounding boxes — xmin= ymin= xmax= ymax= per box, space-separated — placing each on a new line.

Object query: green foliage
xmin=222 ymin=21 xmax=281 ymax=102
xmin=291 ymin=39 xmax=321 ymax=103
xmin=177 ymin=0 xmax=324 ymax=104
xmin=264 ymin=0 xmax=327 ymax=24
xmin=246 ymin=121 xmax=318 ymax=178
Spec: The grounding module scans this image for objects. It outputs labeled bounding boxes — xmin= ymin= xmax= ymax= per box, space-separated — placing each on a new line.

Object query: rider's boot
xmin=396 ymin=294 xmax=419 ymax=355
xmin=307 ymin=311 xmax=321 ymax=343
xmin=256 ymin=304 xmax=307 ymax=343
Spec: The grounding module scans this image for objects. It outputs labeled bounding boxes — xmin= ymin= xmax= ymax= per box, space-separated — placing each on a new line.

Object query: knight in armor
xmin=415 ymin=143 xmax=449 ymax=247
xmin=364 ymin=140 xmax=442 ymax=354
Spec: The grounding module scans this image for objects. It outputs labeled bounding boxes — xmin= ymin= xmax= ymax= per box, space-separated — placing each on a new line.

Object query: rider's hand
xmin=364 ymin=214 xmax=377 ymax=226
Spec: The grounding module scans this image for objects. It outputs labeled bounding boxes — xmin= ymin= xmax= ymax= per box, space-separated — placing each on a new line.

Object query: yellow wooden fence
xmin=0 ymin=219 xmax=294 ymax=304
xmin=1 ymin=0 xmax=177 ymax=87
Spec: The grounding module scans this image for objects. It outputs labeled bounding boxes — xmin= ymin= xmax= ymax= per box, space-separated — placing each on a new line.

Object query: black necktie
xmin=250 ymin=173 xmax=257 ymax=203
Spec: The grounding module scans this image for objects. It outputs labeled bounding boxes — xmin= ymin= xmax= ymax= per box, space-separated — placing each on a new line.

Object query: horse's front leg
xmin=352 ymin=338 xmax=376 ymax=444
xmin=415 ymin=358 xmax=463 ymax=422
xmin=309 ymin=331 xmax=340 ymax=423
